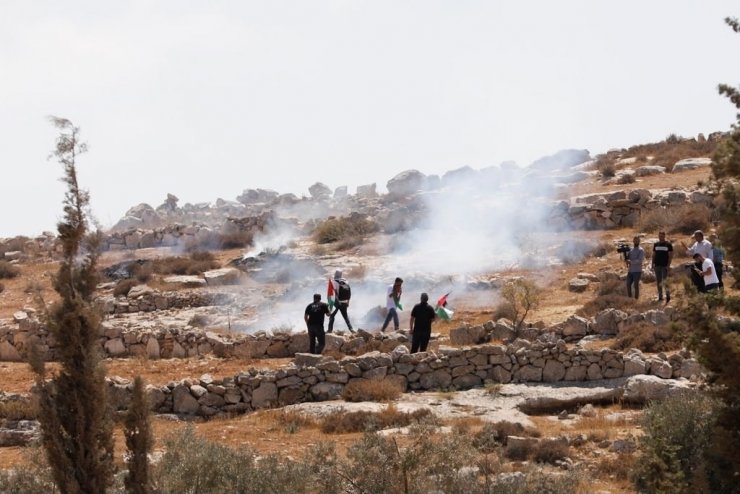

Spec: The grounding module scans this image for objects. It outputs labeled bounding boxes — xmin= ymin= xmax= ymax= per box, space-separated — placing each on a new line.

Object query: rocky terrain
xmin=0 ymin=134 xmax=732 ymax=493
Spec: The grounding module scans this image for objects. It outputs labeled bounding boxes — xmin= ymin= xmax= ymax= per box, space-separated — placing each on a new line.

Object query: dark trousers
xmin=654 ymin=266 xmax=670 ymax=299
xmin=691 ymin=261 xmax=705 ymax=292
xmin=716 ymin=261 xmax=724 ymax=289
xmin=626 ymin=271 xmax=641 ymax=299
xmin=307 ymin=325 xmax=325 ymax=354
xmin=382 ymin=307 xmax=399 ymax=331
xmin=411 ymin=330 xmax=431 ymax=353
xmin=328 ymin=303 xmax=352 ymax=332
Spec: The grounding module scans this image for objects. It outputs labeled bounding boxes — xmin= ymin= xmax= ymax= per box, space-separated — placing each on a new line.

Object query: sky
xmin=1 ymin=1 xmax=739 ymax=238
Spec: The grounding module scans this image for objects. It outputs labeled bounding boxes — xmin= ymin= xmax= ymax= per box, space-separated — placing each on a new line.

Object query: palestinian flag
xmin=327 ymin=278 xmax=336 ymax=310
xmin=435 ymin=292 xmax=453 ymax=321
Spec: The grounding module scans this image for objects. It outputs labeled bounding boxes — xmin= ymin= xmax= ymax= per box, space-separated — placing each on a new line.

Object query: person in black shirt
xmin=410 ymin=293 xmax=436 ymax=353
xmin=651 ymin=231 xmax=673 ymax=304
xmin=304 ymin=293 xmax=330 ymax=354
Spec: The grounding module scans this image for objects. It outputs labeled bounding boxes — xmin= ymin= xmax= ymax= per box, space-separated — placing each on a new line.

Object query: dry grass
xmin=611 ymin=321 xmax=683 ymax=353
xmin=113 ymin=278 xmax=138 ymax=297
xmin=594 ymin=454 xmax=637 ymax=483
xmin=319 ymin=404 xmax=435 ymax=434
xmin=313 ymin=215 xmax=379 ymax=244
xmin=639 ymin=203 xmax=712 ymax=234
xmin=0 ymin=400 xmax=38 ymax=420
xmin=342 ymin=378 xmax=404 ymax=402
xmin=533 ymin=438 xmax=570 ymax=464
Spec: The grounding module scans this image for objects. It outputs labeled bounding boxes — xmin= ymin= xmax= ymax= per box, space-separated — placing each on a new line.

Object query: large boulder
xmin=622 ymin=375 xmax=691 ymax=404
xmin=672 ymin=157 xmax=712 ymax=173
xmin=204 ymin=268 xmax=242 ymax=286
xmin=449 ymin=325 xmax=487 ymax=346
xmin=592 ymin=309 xmax=628 ymax=335
xmin=308 ymin=182 xmax=332 ymax=199
xmin=386 ymin=170 xmax=426 ymax=196
xmin=236 ymin=188 xmax=279 ymax=205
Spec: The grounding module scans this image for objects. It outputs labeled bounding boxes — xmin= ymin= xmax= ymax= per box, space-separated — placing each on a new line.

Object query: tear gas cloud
xmin=227 ymin=158 xmax=594 ymax=334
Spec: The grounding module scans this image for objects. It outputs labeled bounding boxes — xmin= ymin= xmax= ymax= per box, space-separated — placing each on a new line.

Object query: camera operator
xmin=692 ymin=253 xmax=720 ymax=293
xmin=625 ymin=236 xmax=645 ymax=299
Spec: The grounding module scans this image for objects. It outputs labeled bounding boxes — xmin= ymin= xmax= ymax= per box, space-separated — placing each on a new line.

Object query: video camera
xmin=616 ymin=243 xmax=631 ymax=261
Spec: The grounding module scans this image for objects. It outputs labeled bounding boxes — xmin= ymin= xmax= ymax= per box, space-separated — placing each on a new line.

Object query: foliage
xmin=114 ymin=278 xmax=139 ymax=297
xmin=632 ymin=391 xmax=719 ymax=493
xmin=319 ymin=405 xmax=435 ymax=434
xmin=673 ymin=17 xmax=740 ymax=493
xmin=611 ymin=321 xmax=683 ymax=353
xmin=33 ymin=117 xmax=115 ymax=494
xmin=639 ymin=203 xmax=712 ymax=234
xmin=313 ymin=214 xmax=379 ymax=244
xmin=499 ymin=278 xmax=542 ymax=329
xmin=0 ymin=399 xmax=38 ymax=420
xmin=0 ymin=260 xmax=20 ymax=279
xmin=123 ymin=377 xmax=153 ymax=494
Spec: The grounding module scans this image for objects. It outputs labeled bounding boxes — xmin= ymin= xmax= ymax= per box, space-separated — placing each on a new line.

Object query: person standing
xmin=328 ymin=270 xmax=354 ymax=333
xmin=626 ymin=236 xmax=645 ymax=299
xmin=682 ymin=230 xmax=713 ymax=261
xmin=652 ymin=231 xmax=673 ymax=304
xmin=304 ymin=293 xmax=330 ymax=354
xmin=381 ymin=277 xmax=403 ymax=332
xmin=708 ymin=234 xmax=725 ymax=289
xmin=692 ymin=253 xmax=720 ymax=292
xmin=410 ymin=293 xmax=436 ymax=353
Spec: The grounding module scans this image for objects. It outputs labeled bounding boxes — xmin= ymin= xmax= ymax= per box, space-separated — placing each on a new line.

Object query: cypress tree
xmin=34 ymin=117 xmax=115 ymax=493
xmin=124 ymin=376 xmax=153 ymax=494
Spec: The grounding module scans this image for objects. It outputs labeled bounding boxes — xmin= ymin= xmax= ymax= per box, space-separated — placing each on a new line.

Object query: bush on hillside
xmin=632 ymin=391 xmax=718 ymax=493
xmin=0 ymin=261 xmax=20 ymax=279
xmin=319 ymin=406 xmax=435 ymax=434
xmin=313 ymin=214 xmax=379 ymax=244
xmin=113 ymin=278 xmax=139 ymax=297
xmin=611 ymin=321 xmax=684 ymax=353
xmin=639 ymin=203 xmax=712 ymax=234
xmin=342 ymin=378 xmax=404 ymax=402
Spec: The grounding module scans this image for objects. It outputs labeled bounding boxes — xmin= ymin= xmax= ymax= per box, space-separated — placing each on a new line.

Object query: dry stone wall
xmin=549 ymin=187 xmax=715 ymax=230
xmin=104 ymin=342 xmax=702 ymax=417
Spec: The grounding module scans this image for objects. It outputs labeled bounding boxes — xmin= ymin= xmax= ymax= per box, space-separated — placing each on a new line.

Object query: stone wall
xmin=104 ymin=342 xmax=702 ymax=417
xmin=550 ymin=187 xmax=715 ymax=230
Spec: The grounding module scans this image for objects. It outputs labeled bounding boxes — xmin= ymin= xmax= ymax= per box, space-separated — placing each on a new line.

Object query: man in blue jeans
xmin=626 ymin=236 xmax=644 ymax=299
xmin=381 ymin=277 xmax=403 ymax=332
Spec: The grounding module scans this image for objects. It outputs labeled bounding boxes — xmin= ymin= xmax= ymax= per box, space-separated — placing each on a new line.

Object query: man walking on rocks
xmin=304 ymin=293 xmax=330 ymax=354
xmin=652 ymin=231 xmax=673 ymax=304
xmin=381 ymin=277 xmax=403 ymax=332
xmin=410 ymin=293 xmax=436 ymax=353
xmin=626 ymin=236 xmax=644 ymax=299
xmin=328 ymin=270 xmax=354 ymax=333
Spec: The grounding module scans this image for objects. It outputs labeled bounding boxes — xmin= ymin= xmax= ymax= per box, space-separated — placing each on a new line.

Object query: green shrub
xmin=0 ymin=261 xmax=20 ymax=279
xmin=632 ymin=390 xmax=718 ymax=494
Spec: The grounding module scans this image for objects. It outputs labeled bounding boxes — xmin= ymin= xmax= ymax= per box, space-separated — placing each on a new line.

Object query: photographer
xmin=625 ymin=236 xmax=645 ymax=299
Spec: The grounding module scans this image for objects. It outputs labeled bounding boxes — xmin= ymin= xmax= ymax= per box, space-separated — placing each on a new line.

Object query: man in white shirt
xmin=692 ymin=253 xmax=720 ymax=292
xmin=682 ymin=230 xmax=713 ymax=261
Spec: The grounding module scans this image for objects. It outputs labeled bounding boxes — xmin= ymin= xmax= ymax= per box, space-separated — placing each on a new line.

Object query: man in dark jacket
xmin=410 ymin=293 xmax=436 ymax=353
xmin=304 ymin=293 xmax=330 ymax=354
xmin=328 ymin=270 xmax=354 ymax=333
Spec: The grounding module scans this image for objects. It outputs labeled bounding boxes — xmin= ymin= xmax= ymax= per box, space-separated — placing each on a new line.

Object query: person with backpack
xmin=328 ymin=270 xmax=354 ymax=333
xmin=304 ymin=293 xmax=330 ymax=354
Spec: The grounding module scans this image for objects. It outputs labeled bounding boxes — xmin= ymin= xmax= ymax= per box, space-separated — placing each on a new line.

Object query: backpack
xmin=337 ymin=281 xmax=351 ymax=300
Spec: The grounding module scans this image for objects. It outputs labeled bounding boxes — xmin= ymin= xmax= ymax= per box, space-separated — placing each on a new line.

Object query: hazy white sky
xmin=1 ymin=1 xmax=738 ymax=237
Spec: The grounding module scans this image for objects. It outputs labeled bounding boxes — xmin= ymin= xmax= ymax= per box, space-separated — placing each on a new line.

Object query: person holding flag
xmin=434 ymin=292 xmax=454 ymax=321
xmin=381 ymin=277 xmax=403 ymax=332
xmin=410 ymin=293 xmax=436 ymax=353
xmin=328 ymin=270 xmax=354 ymax=333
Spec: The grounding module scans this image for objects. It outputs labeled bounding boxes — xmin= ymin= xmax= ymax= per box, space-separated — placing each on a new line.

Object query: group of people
xmin=624 ymin=229 xmax=724 ymax=301
xmin=304 ymin=274 xmax=438 ymax=355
